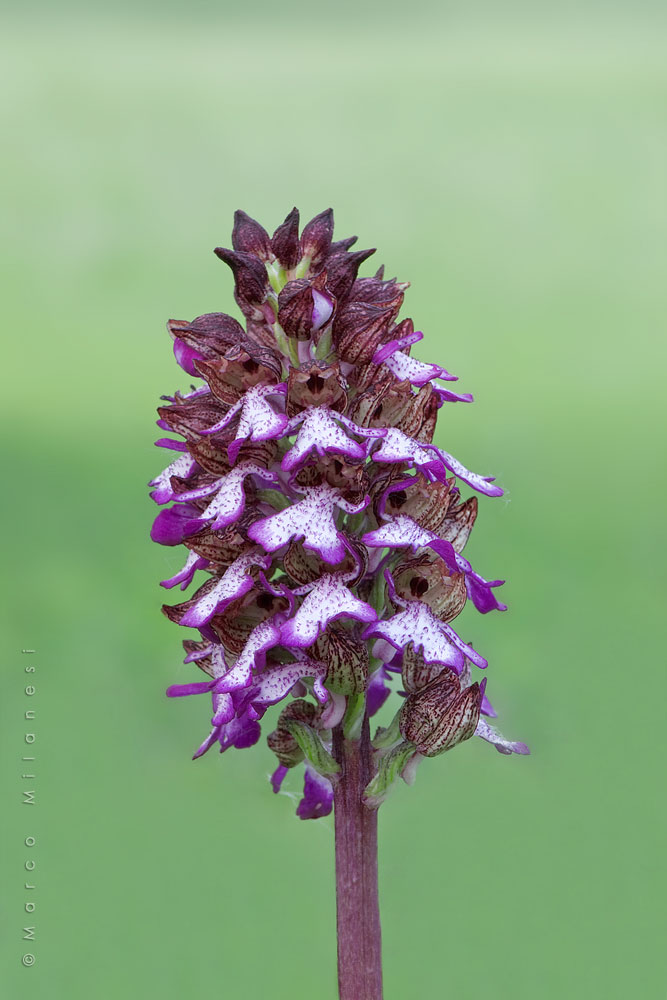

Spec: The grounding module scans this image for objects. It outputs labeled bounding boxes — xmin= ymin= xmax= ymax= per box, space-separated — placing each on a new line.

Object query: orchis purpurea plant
xmin=149 ymin=208 xmax=528 ymax=1000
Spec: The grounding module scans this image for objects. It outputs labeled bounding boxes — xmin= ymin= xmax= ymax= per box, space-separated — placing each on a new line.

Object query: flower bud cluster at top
xmin=149 ymin=208 xmax=528 ymax=820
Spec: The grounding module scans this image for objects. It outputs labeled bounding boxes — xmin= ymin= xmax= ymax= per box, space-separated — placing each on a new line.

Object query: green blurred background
xmin=2 ymin=2 xmax=665 ymax=997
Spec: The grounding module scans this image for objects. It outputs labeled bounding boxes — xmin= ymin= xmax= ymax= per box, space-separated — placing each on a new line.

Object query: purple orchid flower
xmin=150 ymin=209 xmax=528 ymax=1000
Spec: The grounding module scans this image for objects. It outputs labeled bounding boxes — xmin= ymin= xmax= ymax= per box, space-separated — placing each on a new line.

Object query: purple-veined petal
xmin=215 ymin=619 xmax=283 ymax=691
xmin=180 ymin=552 xmax=270 ymax=628
xmin=296 ymin=764 xmax=334 ymax=820
xmin=151 ymin=503 xmax=202 ymax=546
xmin=249 ymin=484 xmax=367 ymax=564
xmin=160 ymin=550 xmax=209 ymax=590
xmin=149 ymin=453 xmax=198 ymax=504
xmin=279 ymin=575 xmax=377 ymax=648
xmin=281 ymin=407 xmax=384 ymax=472
xmin=476 ymin=718 xmax=530 ymax=755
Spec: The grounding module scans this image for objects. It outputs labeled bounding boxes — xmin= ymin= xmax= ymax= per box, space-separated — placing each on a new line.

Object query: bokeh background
xmin=3 ymin=2 xmax=665 ymax=997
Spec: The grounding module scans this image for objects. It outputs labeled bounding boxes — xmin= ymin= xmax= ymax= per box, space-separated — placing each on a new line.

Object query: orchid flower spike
xmin=150 ymin=207 xmax=528 ymax=825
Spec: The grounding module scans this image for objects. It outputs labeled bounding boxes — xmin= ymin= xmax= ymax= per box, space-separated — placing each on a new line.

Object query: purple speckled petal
xmin=215 ymin=619 xmax=282 ymax=691
xmin=336 ymin=411 xmax=388 ymax=441
xmin=372 ymin=427 xmax=439 ymax=468
xmin=199 ymin=397 xmax=243 ymax=436
xmin=373 ymin=429 xmax=502 ymax=498
xmin=184 ymin=462 xmax=278 ymax=531
xmin=279 ymin=575 xmax=377 ymax=648
xmin=422 ymin=448 xmax=503 ymax=497
xmin=249 ymin=484 xmax=364 ymax=564
xmin=363 ymin=516 xmax=432 ymax=551
xmin=160 ymin=550 xmax=209 ymax=590
xmin=149 ymin=453 xmax=198 ymax=504
xmin=271 ymin=764 xmax=288 ymax=793
xmin=282 ymin=407 xmax=383 ymax=472
xmin=247 ymin=658 xmax=327 ymax=706
xmin=296 ymin=763 xmax=334 ymax=820
xmin=211 ymin=690 xmax=235 ymax=726
xmin=151 ymin=503 xmax=202 ymax=546
xmin=180 ymin=552 xmax=270 ymax=628
xmin=183 ymin=643 xmax=215 ymax=664
xmin=476 ymin=718 xmax=530 ymax=755
xmin=383 ymin=350 xmax=452 ymax=387
xmin=201 ymin=385 xmax=288 ymax=464
xmin=363 ymin=598 xmax=489 ymax=672
xmin=228 ymin=385 xmax=288 ymax=464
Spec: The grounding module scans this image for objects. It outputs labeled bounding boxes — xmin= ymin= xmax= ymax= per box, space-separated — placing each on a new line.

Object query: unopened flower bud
xmin=399 ymin=671 xmax=484 ymax=756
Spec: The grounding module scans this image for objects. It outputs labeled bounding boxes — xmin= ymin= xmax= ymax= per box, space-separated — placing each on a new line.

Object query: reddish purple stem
xmin=333 ymin=719 xmax=383 ymax=1000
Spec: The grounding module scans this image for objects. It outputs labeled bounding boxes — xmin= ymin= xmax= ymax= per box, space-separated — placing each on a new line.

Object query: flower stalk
xmin=333 ymin=719 xmax=383 ymax=1000
xmin=149 ymin=208 xmax=529 ymax=998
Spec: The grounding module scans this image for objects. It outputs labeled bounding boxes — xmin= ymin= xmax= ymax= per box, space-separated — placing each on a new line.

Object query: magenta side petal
xmin=296 ymin=764 xmax=334 ymax=820
xmin=167 ymin=681 xmax=215 ymax=697
xmin=151 ymin=504 xmax=202 ymax=545
xmin=271 ymin=764 xmax=288 ymax=793
xmin=173 ymin=337 xmax=204 ymax=376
